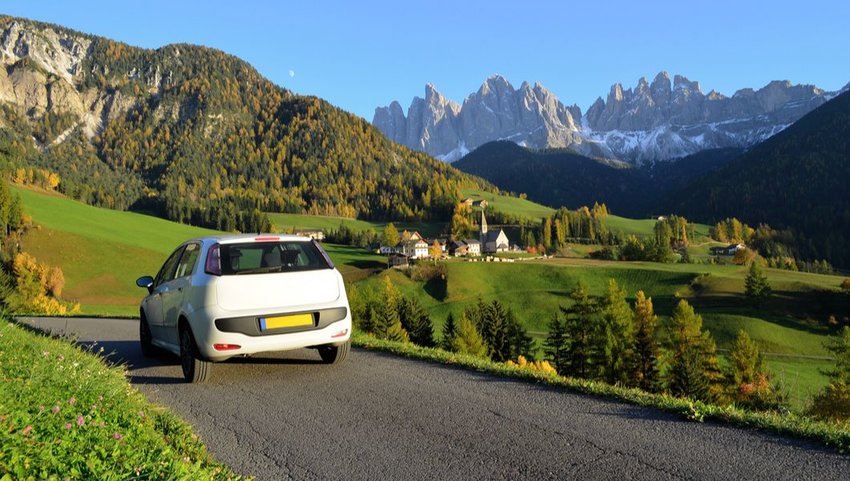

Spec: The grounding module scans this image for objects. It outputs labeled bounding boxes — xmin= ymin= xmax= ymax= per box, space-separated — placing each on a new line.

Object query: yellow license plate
xmin=261 ymin=313 xmax=314 ymax=330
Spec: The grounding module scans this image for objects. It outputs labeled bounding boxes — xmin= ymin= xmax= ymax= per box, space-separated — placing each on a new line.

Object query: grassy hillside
xmin=460 ymin=188 xmax=555 ymax=222
xmin=357 ymin=257 xmax=846 ymax=409
xmin=14 ymin=186 xmax=384 ymax=315
xmin=268 ymin=212 xmax=445 ymax=238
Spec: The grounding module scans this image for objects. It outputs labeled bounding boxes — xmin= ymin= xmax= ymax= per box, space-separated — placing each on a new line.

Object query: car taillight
xmin=213 ymin=344 xmax=241 ymax=351
xmin=205 ymin=243 xmax=222 ymax=275
xmin=312 ymin=239 xmax=335 ymax=269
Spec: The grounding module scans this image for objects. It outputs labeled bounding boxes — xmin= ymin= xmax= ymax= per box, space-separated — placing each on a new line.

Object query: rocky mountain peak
xmin=374 ymin=71 xmax=840 ymax=165
xmin=373 ymin=73 xmax=584 ymax=161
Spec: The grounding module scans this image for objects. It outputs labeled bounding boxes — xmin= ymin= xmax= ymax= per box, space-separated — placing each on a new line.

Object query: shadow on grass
xmin=424 ymin=276 xmax=447 ymax=301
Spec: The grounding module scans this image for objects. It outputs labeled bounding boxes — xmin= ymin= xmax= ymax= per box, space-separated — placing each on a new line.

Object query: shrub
xmin=841 ymin=278 xmax=850 ymax=291
xmin=505 ymin=355 xmax=557 ymax=376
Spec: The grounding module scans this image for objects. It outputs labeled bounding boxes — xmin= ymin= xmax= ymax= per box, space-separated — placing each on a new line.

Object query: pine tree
xmin=632 ymin=291 xmax=661 ymax=391
xmin=599 ymin=279 xmax=635 ymax=385
xmin=373 ymin=276 xmax=408 ymax=342
xmin=727 ymin=329 xmax=783 ymax=410
xmin=398 ymin=296 xmax=435 ymax=347
xmin=452 ymin=314 xmax=487 ymax=357
xmin=542 ymin=217 xmax=553 ymax=250
xmin=810 ymin=326 xmax=850 ymax=420
xmin=441 ymin=312 xmax=458 ymax=351
xmin=667 ymin=300 xmax=724 ymax=403
xmin=744 ymin=262 xmax=772 ymax=305
xmin=544 ymin=313 xmax=569 ymax=375
xmin=560 ymin=282 xmax=601 ymax=379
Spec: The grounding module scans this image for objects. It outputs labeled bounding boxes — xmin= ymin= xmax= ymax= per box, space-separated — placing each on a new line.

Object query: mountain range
xmin=374 ymin=73 xmax=846 ymax=164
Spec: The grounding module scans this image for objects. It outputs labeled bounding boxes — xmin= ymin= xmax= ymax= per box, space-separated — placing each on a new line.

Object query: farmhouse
xmin=449 ymin=240 xmax=468 ymax=257
xmin=464 ymin=239 xmax=481 ymax=256
xmin=294 ymin=229 xmax=325 ymax=241
xmin=710 ymin=243 xmax=746 ymax=256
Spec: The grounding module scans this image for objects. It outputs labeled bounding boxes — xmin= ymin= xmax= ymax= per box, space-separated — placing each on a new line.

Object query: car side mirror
xmin=136 ymin=275 xmax=154 ymax=294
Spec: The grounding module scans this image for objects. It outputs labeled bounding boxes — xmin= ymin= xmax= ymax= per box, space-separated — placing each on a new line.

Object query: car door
xmin=160 ymin=242 xmax=201 ymax=345
xmin=144 ymin=246 xmax=185 ymax=341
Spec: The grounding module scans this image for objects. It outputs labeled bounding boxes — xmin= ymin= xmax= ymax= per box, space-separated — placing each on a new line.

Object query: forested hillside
xmin=0 ymin=16 xmax=488 ymax=231
xmin=453 ymin=141 xmax=741 ymax=217
xmin=665 ymin=90 xmax=850 ymax=267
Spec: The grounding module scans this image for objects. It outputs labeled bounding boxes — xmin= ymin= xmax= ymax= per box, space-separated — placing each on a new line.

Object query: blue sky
xmin=3 ymin=1 xmax=849 ymax=120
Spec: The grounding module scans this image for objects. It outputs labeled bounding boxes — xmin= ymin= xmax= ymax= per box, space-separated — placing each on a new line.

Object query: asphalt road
xmin=20 ymin=317 xmax=850 ymax=480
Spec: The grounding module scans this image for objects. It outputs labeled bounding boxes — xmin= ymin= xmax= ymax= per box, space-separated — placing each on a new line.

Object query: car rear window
xmin=219 ymin=241 xmax=330 ymax=275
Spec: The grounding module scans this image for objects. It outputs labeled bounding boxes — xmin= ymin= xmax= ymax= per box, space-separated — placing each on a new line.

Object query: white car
xmin=136 ymin=234 xmax=352 ymax=382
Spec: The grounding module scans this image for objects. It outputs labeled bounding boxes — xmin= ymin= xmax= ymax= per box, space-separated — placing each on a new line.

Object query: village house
xmin=710 ymin=243 xmax=746 ymax=256
xmin=294 ymin=229 xmax=325 ymax=241
xmin=464 ymin=239 xmax=481 ymax=256
xmin=449 ymin=240 xmax=468 ymax=257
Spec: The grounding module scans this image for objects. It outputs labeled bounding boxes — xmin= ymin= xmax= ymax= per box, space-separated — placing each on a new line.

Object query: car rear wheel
xmin=180 ymin=324 xmax=211 ymax=383
xmin=318 ymin=340 xmax=350 ymax=364
xmin=139 ymin=312 xmax=156 ymax=357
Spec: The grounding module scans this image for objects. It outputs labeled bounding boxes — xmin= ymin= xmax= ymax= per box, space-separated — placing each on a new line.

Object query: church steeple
xmin=480 ymin=207 xmax=488 ymax=241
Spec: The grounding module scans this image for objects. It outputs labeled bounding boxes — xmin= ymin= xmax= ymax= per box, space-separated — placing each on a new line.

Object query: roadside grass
xmin=351 ymin=332 xmax=850 ymax=454
xmin=0 ymin=317 xmax=243 ymax=480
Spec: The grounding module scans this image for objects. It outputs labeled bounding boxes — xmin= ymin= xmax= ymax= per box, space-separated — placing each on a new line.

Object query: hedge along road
xmin=20 ymin=317 xmax=850 ymax=481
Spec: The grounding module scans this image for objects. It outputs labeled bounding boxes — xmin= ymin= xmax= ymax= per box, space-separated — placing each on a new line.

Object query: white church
xmin=480 ymin=208 xmax=510 ymax=254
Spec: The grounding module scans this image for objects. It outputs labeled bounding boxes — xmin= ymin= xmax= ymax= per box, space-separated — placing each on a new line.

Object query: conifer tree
xmin=560 ymin=282 xmax=601 ymax=379
xmin=744 ymin=262 xmax=772 ymax=305
xmin=398 ymin=296 xmax=435 ymax=347
xmin=452 ymin=314 xmax=488 ymax=357
xmin=727 ymin=330 xmax=783 ymax=409
xmin=544 ymin=313 xmax=569 ymax=375
xmin=810 ymin=327 xmax=850 ymax=421
xmin=632 ymin=291 xmax=661 ymax=391
xmin=599 ymin=279 xmax=635 ymax=385
xmin=441 ymin=312 xmax=458 ymax=351
xmin=667 ymin=300 xmax=724 ymax=403
xmin=373 ymin=276 xmax=409 ymax=342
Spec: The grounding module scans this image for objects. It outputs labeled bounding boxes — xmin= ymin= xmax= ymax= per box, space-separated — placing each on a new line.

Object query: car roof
xmin=187 ymin=234 xmax=314 ymax=246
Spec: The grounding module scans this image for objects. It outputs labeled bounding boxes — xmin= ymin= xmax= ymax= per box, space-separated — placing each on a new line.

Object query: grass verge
xmin=351 ymin=332 xmax=850 ymax=454
xmin=0 ymin=317 xmax=244 ymax=480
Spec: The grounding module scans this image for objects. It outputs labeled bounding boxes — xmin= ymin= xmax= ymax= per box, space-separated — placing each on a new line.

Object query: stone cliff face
xmin=0 ymin=17 xmax=174 ymax=146
xmin=374 ymin=72 xmax=843 ymax=165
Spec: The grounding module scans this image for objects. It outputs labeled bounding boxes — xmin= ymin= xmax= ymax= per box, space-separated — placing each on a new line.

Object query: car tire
xmin=139 ymin=312 xmax=156 ymax=357
xmin=318 ymin=340 xmax=350 ymax=365
xmin=179 ymin=324 xmax=211 ymax=383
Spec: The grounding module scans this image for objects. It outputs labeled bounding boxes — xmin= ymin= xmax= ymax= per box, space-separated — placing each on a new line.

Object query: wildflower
xmin=42 ymin=351 xmax=50 ymax=357
xmin=39 ymin=405 xmax=45 ymax=412
xmin=98 ymin=395 xmax=103 ymax=401
xmin=138 ymin=410 xmax=145 ymax=418
xmin=68 ymin=397 xmax=76 ymax=405
xmin=113 ymin=432 xmax=123 ymax=441
xmin=58 ymin=354 xmax=64 ymax=362
xmin=76 ymin=415 xmax=85 ymax=427
xmin=51 ymin=405 xmax=60 ymax=414
xmin=64 ymin=423 xmax=72 ymax=429
xmin=22 ymin=425 xmax=32 ymax=435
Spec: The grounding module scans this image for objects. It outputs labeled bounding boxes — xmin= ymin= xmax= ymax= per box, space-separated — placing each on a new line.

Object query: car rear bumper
xmin=189 ymin=307 xmax=352 ymax=361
